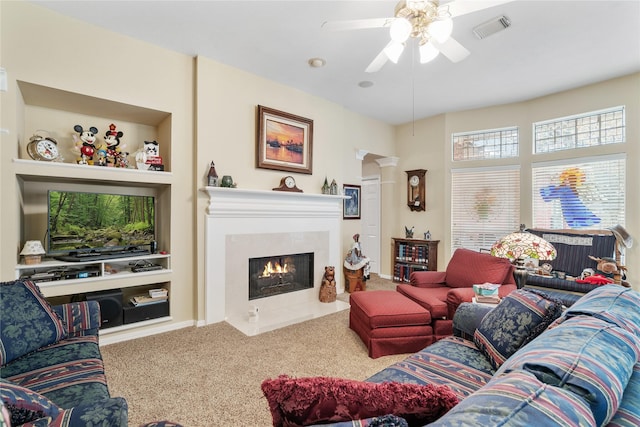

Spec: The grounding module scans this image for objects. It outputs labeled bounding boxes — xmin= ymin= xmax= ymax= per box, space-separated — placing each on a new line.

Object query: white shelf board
xmin=13 ymin=158 xmax=172 ymax=185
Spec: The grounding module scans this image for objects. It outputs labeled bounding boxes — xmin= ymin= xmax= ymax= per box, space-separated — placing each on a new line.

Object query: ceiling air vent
xmin=473 ymin=15 xmax=511 ymax=40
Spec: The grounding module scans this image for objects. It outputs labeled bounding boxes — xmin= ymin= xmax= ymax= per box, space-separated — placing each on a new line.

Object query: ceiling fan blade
xmin=321 ymin=18 xmax=393 ymax=31
xmin=365 ymin=49 xmax=389 ymax=73
xmin=444 ymin=0 xmax=513 ymax=18
xmin=433 ymin=37 xmax=470 ymax=63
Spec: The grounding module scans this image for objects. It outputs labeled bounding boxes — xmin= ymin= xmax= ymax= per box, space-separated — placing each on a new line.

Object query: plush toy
xmin=588 ymin=255 xmax=623 ymax=279
xmin=580 ymin=268 xmax=595 ymax=280
xmin=72 ymin=125 xmax=99 ymax=165
xmin=103 ymin=123 xmax=125 ymax=166
xmin=319 ymin=266 xmax=337 ymax=303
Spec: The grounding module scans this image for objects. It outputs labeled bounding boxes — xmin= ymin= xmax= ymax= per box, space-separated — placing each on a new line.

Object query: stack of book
xmin=130 ymin=288 xmax=168 ymax=306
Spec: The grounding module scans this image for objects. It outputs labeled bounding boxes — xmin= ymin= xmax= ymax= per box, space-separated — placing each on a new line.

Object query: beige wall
xmin=194 ymin=56 xmax=395 ymax=320
xmin=394 ymin=73 xmax=640 ymax=289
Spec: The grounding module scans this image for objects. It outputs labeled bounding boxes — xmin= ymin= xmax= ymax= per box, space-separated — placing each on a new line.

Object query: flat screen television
xmin=47 ymin=190 xmax=155 ymax=255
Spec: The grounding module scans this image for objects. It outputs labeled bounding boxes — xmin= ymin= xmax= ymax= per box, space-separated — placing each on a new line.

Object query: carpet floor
xmin=101 ymin=275 xmax=406 ymax=426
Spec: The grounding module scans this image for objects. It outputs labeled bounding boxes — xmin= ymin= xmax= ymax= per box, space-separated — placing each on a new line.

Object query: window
xmin=451 ymin=166 xmax=520 ymax=253
xmin=452 ymin=127 xmax=518 ymax=161
xmin=532 ymin=154 xmax=626 ymax=230
xmin=533 ymin=106 xmax=625 ymax=154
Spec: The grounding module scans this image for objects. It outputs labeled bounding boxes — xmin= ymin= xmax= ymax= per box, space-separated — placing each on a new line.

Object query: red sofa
xmin=396 ymin=248 xmax=516 ymax=339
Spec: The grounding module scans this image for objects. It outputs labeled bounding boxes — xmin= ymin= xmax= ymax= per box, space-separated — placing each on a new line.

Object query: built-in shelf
xmin=12 ymin=80 xmax=177 ymax=339
xmin=13 ymin=158 xmax=172 ymax=186
xmin=16 ymin=254 xmax=172 ymax=298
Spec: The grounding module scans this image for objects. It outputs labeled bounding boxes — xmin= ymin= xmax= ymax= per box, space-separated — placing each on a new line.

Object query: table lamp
xmin=490 ymin=224 xmax=557 ymax=289
xmin=20 ymin=240 xmax=46 ymax=265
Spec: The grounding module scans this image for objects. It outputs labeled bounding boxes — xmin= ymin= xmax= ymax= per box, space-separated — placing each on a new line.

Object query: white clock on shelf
xmin=26 ymin=134 xmax=61 ymax=162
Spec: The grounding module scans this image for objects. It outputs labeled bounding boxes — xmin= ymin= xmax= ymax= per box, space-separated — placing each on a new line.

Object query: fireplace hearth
xmin=249 ymin=252 xmax=314 ymax=300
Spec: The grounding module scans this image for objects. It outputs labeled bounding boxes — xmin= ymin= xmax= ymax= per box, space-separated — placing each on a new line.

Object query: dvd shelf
xmin=392 ymin=238 xmax=439 ymax=283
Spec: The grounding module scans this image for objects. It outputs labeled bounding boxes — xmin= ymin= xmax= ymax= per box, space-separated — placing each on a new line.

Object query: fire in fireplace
xmin=248 ymin=252 xmax=314 ymax=300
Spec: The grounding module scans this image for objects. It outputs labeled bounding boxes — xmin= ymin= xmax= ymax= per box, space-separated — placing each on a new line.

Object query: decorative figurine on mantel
xmin=322 ymin=177 xmax=330 ymax=194
xmin=207 ymin=161 xmax=219 ymax=187
xmin=329 ymin=179 xmax=338 ymax=195
xmin=424 ymin=230 xmax=432 ymax=240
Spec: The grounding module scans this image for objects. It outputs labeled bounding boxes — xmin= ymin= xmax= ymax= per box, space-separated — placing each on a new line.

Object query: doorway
xmin=361 ymin=177 xmax=380 ymax=274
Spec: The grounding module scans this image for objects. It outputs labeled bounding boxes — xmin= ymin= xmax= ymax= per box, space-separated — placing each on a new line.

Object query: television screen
xmin=47 ymin=190 xmax=155 ymax=255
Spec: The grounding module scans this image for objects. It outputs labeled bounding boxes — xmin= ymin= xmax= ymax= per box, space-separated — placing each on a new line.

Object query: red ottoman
xmin=349 ymin=290 xmax=434 ymax=358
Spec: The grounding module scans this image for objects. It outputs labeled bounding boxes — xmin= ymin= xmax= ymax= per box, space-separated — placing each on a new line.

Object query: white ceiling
xmin=31 ymin=0 xmax=640 ymax=125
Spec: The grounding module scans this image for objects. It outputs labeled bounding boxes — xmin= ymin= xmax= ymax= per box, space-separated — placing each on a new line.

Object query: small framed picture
xmin=343 ymin=184 xmax=361 ymax=220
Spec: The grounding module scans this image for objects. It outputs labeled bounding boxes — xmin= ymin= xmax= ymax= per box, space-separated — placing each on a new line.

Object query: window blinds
xmin=451 ymin=166 xmax=520 ymax=253
xmin=532 ymin=154 xmax=626 ymax=230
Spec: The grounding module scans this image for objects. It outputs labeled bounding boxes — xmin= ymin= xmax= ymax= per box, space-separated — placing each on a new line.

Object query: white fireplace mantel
xmin=204 ymin=187 xmax=347 ymax=218
xmin=203 ymin=187 xmax=349 ymax=334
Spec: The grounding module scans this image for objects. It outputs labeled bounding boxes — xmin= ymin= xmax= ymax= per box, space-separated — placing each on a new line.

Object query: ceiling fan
xmin=322 ymin=0 xmax=512 ymax=73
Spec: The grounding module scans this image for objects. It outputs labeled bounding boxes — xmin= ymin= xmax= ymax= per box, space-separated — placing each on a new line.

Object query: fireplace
xmin=249 ymin=252 xmax=314 ymax=300
xmin=204 ymin=187 xmax=350 ymax=335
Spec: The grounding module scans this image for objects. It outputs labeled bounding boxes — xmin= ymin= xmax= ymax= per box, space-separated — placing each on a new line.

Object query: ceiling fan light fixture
xmin=419 ymin=40 xmax=439 ymax=63
xmin=384 ymin=40 xmax=405 ymax=63
xmin=390 ymin=17 xmax=412 ymax=42
xmin=429 ymin=17 xmax=453 ymax=43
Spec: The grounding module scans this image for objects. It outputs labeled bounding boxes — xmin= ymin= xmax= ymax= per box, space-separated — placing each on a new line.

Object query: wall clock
xmin=406 ymin=169 xmax=427 ymax=211
xmin=27 ymin=134 xmax=60 ymax=161
xmin=273 ymin=175 xmax=303 ymax=192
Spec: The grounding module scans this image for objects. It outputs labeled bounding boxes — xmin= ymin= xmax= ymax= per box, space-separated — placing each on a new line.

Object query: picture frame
xmin=343 ymin=184 xmax=361 ymax=220
xmin=257 ymin=105 xmax=313 ymax=175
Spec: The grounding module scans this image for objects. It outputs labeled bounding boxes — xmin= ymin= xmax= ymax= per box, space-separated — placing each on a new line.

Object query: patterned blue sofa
xmin=1 ymin=280 xmax=128 ymax=426
xmin=309 ymin=285 xmax=640 ymax=427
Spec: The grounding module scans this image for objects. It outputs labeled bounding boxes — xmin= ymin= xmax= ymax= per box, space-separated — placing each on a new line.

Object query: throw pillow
xmin=0 ymin=280 xmax=68 ymax=366
xmin=261 ymin=375 xmax=458 ymax=427
xmin=473 ymin=289 xmax=562 ymax=370
xmin=0 ymin=379 xmax=61 ymax=425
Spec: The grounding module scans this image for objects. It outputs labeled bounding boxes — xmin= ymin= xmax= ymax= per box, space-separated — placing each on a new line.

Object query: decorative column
xmin=376 ymin=157 xmax=399 ymax=279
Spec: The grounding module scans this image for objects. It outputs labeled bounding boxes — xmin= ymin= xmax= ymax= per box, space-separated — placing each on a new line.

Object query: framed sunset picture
xmin=257 ymin=105 xmax=313 ymax=174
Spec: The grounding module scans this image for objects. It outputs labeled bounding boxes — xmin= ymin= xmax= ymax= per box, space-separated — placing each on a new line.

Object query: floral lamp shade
xmin=20 ymin=240 xmax=46 ymax=265
xmin=491 ymin=226 xmax=557 ymax=262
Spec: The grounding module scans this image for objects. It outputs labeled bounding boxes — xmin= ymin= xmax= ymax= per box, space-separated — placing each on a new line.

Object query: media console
xmin=16 ymin=253 xmax=171 ymax=298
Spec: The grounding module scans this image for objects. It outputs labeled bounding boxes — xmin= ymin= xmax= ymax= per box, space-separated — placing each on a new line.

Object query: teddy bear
xmin=319 ymin=266 xmax=337 ymax=303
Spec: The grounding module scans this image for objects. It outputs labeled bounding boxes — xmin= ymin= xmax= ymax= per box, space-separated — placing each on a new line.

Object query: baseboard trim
xmin=99 ymin=319 xmax=195 ymax=346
